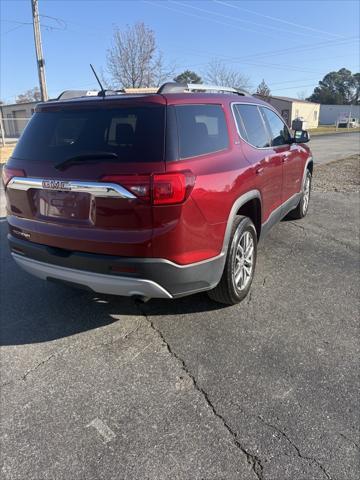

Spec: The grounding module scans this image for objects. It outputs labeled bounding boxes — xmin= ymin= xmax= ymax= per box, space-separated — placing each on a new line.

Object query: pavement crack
xmin=135 ymin=301 xmax=264 ymax=480
xmin=288 ymin=222 xmax=306 ymax=232
xmin=255 ymin=414 xmax=332 ymax=480
xmin=339 ymin=432 xmax=360 ymax=451
xmin=5 ymin=322 xmax=143 ymax=385
xmin=22 ymin=351 xmax=59 ymax=381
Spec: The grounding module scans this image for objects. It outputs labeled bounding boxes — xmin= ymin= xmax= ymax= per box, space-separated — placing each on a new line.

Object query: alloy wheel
xmin=233 ymin=231 xmax=255 ymax=291
xmin=302 ymin=175 xmax=311 ymax=215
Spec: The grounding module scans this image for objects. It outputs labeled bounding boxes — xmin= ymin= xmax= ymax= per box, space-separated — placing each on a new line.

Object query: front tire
xmin=208 ymin=216 xmax=257 ymax=305
xmin=286 ymin=169 xmax=312 ymax=220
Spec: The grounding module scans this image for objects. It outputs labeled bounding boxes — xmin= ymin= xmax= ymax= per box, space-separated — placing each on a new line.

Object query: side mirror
xmin=293 ymin=130 xmax=310 ymax=143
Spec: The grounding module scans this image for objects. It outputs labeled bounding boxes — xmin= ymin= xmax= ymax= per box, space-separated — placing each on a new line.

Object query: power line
xmin=268 ymin=77 xmax=320 ymax=86
xmin=271 ymin=84 xmax=318 ymax=92
xmin=183 ymin=36 xmax=358 ymax=69
xmin=3 ymin=24 xmax=27 ymax=35
xmin=1 ymin=15 xmax=68 ymax=36
xmin=214 ymin=0 xmax=347 ymax=39
xmin=145 ymin=1 xmax=282 ymax=40
xmin=171 ymin=1 xmax=332 ymax=40
xmin=145 ymin=2 xmax=357 ymax=66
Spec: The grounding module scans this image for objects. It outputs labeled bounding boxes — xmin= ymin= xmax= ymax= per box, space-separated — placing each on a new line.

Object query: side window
xmin=261 ymin=107 xmax=291 ymax=147
xmin=175 ymin=104 xmax=229 ymax=158
xmin=232 ymin=106 xmax=248 ymax=140
xmin=234 ymin=104 xmax=270 ymax=148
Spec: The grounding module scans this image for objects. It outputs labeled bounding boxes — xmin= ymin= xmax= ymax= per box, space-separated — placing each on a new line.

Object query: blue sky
xmin=1 ymin=0 xmax=359 ymax=103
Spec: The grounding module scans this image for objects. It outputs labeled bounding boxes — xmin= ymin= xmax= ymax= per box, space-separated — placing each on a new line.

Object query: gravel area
xmin=313 ymin=154 xmax=360 ymax=192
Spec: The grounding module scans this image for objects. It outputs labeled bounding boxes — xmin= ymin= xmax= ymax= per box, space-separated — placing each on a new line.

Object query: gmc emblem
xmin=42 ymin=180 xmax=71 ymax=190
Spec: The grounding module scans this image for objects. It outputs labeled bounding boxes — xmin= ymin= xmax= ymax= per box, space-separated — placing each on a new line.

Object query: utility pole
xmin=31 ymin=0 xmax=48 ymax=101
xmin=0 ymin=112 xmax=6 ymax=146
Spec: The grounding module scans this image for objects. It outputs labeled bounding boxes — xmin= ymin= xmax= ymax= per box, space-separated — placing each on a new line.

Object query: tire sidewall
xmin=226 ymin=217 xmax=257 ymax=303
xmin=300 ymin=170 xmax=312 ymax=217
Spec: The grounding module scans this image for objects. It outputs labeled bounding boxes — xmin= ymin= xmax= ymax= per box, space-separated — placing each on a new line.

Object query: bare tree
xmin=16 ymin=87 xmax=41 ymax=103
xmin=205 ymin=59 xmax=251 ymax=91
xmin=297 ymin=90 xmax=308 ymax=100
xmin=106 ymin=22 xmax=174 ymax=88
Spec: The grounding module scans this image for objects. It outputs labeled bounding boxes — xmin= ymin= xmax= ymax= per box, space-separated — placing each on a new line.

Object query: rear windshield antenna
xmin=90 ymin=64 xmax=105 ymax=97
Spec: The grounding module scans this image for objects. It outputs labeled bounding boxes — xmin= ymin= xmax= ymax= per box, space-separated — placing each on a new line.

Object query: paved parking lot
xmin=310 ymin=131 xmax=360 ymax=164
xmin=1 ymin=188 xmax=359 ymax=480
xmin=1 ymin=148 xmax=359 ymax=479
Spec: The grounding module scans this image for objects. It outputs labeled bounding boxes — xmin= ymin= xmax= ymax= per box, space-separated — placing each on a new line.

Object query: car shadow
xmin=0 ymin=222 xmax=226 ymax=346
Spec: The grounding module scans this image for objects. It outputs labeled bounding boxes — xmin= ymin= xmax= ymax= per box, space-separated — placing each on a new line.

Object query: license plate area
xmin=34 ymin=190 xmax=93 ymax=223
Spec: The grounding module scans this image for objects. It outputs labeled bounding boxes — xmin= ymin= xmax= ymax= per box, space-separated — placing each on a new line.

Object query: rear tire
xmin=208 ymin=216 xmax=257 ymax=305
xmin=286 ymin=169 xmax=312 ymax=220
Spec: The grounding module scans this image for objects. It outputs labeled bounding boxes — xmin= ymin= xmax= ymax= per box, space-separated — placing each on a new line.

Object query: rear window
xmin=12 ymin=106 xmax=165 ymax=163
xmin=175 ymin=105 xmax=229 ymax=159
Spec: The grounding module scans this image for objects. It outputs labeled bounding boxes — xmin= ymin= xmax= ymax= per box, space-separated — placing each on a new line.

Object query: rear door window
xmin=12 ymin=105 xmax=165 ymax=163
xmin=233 ymin=104 xmax=270 ymax=148
xmin=261 ymin=107 xmax=291 ymax=146
xmin=175 ymin=105 xmax=229 ymax=158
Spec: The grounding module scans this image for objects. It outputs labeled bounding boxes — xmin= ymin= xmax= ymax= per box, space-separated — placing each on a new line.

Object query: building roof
xmin=269 ymin=95 xmax=319 ymax=105
xmin=0 ymin=100 xmax=40 ymax=108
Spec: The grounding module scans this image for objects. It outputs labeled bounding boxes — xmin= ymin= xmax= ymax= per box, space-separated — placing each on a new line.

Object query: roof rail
xmin=157 ymin=82 xmax=187 ymax=94
xmin=157 ymin=82 xmax=250 ymax=96
xmin=56 ymin=89 xmax=125 ymax=100
xmin=123 ymin=87 xmax=158 ymax=94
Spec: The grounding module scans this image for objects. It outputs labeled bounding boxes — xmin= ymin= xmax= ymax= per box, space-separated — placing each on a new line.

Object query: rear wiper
xmin=55 ymin=152 xmax=118 ymax=171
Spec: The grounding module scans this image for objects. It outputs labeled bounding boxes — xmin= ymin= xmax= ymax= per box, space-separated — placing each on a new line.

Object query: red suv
xmin=3 ymin=83 xmax=312 ymax=305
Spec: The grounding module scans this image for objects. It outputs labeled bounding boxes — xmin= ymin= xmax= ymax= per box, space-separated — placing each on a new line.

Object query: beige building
xmin=0 ymin=101 xmax=38 ymax=138
xmin=254 ymin=95 xmax=320 ymax=129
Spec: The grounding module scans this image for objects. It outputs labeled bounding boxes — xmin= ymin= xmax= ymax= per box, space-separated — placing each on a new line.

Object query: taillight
xmin=153 ymin=172 xmax=195 ymax=205
xmin=101 ymin=172 xmax=195 ymax=205
xmin=2 ymin=167 xmax=26 ymax=187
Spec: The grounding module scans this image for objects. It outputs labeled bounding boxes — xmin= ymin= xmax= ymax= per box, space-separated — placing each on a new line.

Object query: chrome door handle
xmin=282 ymin=152 xmax=291 ymax=163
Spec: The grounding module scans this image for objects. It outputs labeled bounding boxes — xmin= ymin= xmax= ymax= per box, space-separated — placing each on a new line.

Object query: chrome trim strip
xmin=187 ymin=83 xmax=240 ymax=94
xmin=7 ymin=177 xmax=136 ymax=199
xmin=231 ymin=102 xmax=272 ymax=150
xmin=12 ymin=253 xmax=173 ymax=299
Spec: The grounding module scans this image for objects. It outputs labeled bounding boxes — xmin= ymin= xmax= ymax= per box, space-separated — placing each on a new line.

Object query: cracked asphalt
xmin=1 ymin=172 xmax=359 ymax=478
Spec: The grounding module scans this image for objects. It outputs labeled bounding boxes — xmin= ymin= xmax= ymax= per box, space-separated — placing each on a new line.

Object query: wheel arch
xmin=221 ymin=190 xmax=262 ymax=254
xmin=306 ymin=157 xmax=313 ymax=174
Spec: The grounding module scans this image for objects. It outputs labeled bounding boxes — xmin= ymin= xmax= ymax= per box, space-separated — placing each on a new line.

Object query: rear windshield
xmin=12 ymin=106 xmax=165 ymax=163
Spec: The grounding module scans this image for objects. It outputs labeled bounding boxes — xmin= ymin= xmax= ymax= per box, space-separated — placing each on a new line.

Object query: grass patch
xmin=309 ymin=126 xmax=360 ymax=136
xmin=0 ymin=145 xmax=15 ymax=164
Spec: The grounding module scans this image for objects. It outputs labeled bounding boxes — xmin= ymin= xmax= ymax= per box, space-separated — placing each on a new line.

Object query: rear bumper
xmin=8 ymin=235 xmax=225 ymax=299
xmin=12 ymin=254 xmax=173 ymax=299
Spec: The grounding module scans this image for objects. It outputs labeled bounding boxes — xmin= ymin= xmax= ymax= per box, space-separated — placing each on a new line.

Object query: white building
xmin=319 ymin=104 xmax=360 ymax=125
xmin=0 ymin=101 xmax=39 ymax=138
